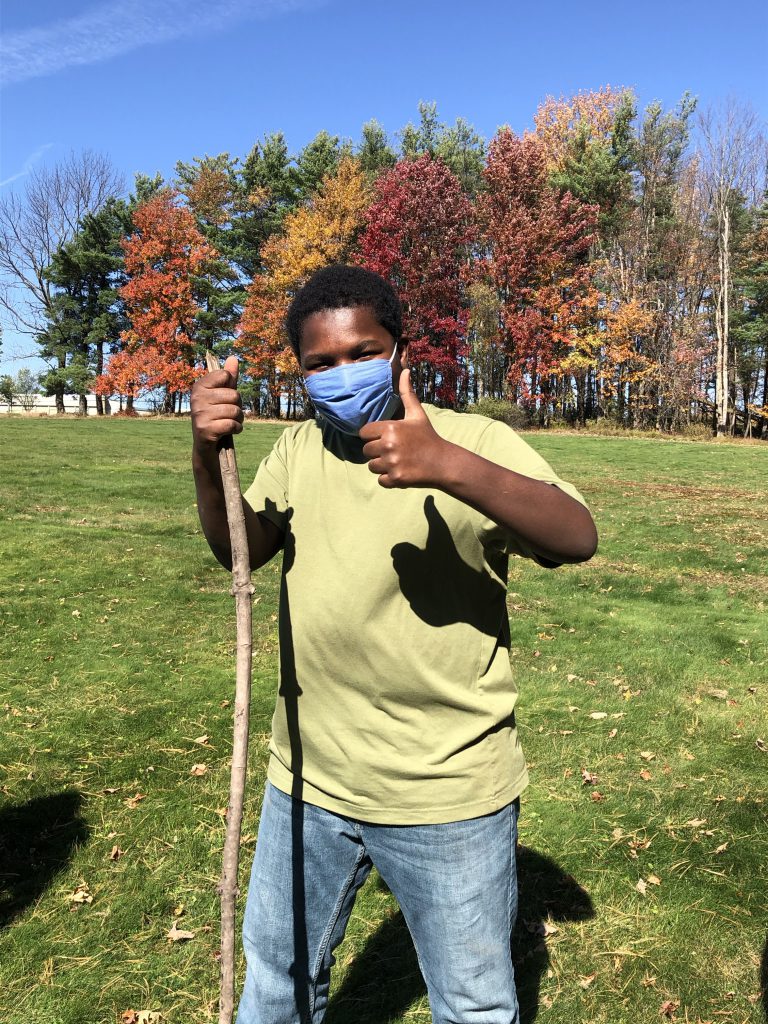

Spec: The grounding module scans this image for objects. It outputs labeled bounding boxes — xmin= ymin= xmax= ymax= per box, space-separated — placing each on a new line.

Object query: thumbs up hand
xmin=359 ymin=369 xmax=453 ymax=489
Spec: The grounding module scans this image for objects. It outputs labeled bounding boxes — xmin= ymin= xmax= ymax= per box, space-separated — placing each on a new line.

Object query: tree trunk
xmin=715 ymin=205 xmax=730 ymax=436
xmin=78 ymin=394 xmax=87 ymax=416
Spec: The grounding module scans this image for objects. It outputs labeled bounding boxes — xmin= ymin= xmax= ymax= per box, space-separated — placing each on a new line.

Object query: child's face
xmin=299 ymin=306 xmax=406 ymax=383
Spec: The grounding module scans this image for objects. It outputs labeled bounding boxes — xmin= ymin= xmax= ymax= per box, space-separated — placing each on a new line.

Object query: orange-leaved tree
xmin=95 ymin=189 xmax=220 ymax=412
xmin=237 ymin=156 xmax=372 ymax=417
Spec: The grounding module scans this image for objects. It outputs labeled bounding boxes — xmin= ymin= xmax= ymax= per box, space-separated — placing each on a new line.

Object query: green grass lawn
xmin=1 ymin=417 xmax=766 ymax=1024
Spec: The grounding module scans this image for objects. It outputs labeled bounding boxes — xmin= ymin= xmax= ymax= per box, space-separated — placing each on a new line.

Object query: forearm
xmin=434 ymin=442 xmax=598 ymax=565
xmin=193 ymin=444 xmax=236 ymax=568
xmin=192 ymin=444 xmax=283 ymax=571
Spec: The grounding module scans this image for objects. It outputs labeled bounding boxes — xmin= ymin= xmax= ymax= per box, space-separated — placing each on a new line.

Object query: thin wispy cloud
xmin=0 ymin=143 xmax=55 ymax=188
xmin=1 ymin=0 xmax=319 ymax=88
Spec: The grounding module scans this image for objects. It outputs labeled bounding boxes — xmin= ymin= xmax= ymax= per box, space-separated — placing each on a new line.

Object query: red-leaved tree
xmin=358 ymin=155 xmax=476 ymax=405
xmin=95 ymin=189 xmax=217 ymax=412
xmin=478 ymin=130 xmax=599 ymax=418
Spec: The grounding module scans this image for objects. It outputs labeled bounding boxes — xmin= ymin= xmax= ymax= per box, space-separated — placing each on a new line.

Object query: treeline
xmin=1 ymin=88 xmax=766 ymax=436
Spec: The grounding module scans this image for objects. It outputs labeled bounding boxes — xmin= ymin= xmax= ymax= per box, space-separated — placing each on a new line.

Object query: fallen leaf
xmin=581 ymin=768 xmax=598 ymax=785
xmin=167 ymin=921 xmax=196 ymax=942
xmin=712 ymin=842 xmax=728 ymax=855
xmin=685 ymin=818 xmax=707 ymax=828
xmin=707 ymin=688 xmax=728 ymax=700
xmin=193 ymin=735 xmax=210 ymax=746
xmin=102 ymin=787 xmax=118 ymax=795
xmin=608 ymin=728 xmax=618 ymax=739
xmin=642 ymin=974 xmax=657 ymax=988
xmin=639 ymin=769 xmax=653 ymax=781
xmin=190 ymin=763 xmax=208 ymax=776
xmin=558 ymin=729 xmax=574 ymax=736
xmin=647 ymin=873 xmax=661 ymax=885
xmin=635 ymin=879 xmax=648 ymax=896
xmin=578 ymin=972 xmax=597 ymax=989
xmin=639 ymin=751 xmax=656 ymax=761
xmin=69 ymin=883 xmax=92 ymax=904
xmin=124 ymin=793 xmax=146 ymax=809
xmin=756 ymin=738 xmax=767 ymax=752
xmin=590 ymin=790 xmax=605 ymax=802
xmin=588 ymin=711 xmax=608 ymax=720
xmin=566 ymin=673 xmax=578 ymax=682
xmin=659 ymin=1000 xmax=679 ymax=1019
xmin=108 ymin=845 xmax=124 ymax=861
xmin=122 ymin=1013 xmax=139 ymax=1024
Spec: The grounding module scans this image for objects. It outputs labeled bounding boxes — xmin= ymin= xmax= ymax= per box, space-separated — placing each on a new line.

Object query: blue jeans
xmin=237 ymin=782 xmax=520 ymax=1024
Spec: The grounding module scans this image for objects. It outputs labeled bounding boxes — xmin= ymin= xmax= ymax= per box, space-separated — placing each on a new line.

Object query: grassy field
xmin=1 ymin=416 xmax=766 ymax=1024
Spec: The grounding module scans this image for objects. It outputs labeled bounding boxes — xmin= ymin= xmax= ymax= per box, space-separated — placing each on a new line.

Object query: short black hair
xmin=286 ymin=264 xmax=403 ymax=358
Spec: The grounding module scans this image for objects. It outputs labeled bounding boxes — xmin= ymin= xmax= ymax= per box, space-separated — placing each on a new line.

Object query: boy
xmin=191 ymin=264 xmax=597 ymax=1024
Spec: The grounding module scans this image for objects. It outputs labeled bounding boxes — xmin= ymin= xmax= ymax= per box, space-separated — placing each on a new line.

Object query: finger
xmin=399 ymin=368 xmax=423 ymax=418
xmin=206 ymin=403 xmax=244 ymax=424
xmin=223 ymin=355 xmax=239 ymax=386
xmin=358 ymin=422 xmax=384 ymax=441
xmin=361 ymin=439 xmax=383 ymax=460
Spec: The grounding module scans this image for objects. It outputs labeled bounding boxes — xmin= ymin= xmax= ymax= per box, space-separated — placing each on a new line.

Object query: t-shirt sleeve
xmin=243 ymin=428 xmax=291 ymax=533
xmin=472 ymin=419 xmax=589 ymax=560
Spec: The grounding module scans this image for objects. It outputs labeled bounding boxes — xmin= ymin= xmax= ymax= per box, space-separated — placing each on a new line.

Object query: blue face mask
xmin=304 ymin=346 xmax=400 ymax=435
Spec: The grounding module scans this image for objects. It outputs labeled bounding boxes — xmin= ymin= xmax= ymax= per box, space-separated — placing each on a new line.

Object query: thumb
xmin=399 ymin=368 xmax=423 ymax=418
xmin=223 ymin=355 xmax=239 ymax=386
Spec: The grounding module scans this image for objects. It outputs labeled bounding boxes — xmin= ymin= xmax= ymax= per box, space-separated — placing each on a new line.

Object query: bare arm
xmin=191 ymin=356 xmax=284 ymax=571
xmin=359 ymin=369 xmax=597 ymax=566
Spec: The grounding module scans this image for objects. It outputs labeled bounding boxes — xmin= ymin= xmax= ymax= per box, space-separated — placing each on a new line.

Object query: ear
xmin=397 ymin=337 xmax=410 ymax=368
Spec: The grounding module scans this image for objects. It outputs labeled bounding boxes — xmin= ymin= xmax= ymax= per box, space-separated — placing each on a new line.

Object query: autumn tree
xmin=359 ymin=154 xmax=476 ymax=405
xmin=478 ymin=128 xmax=598 ymax=422
xmin=95 ymin=189 xmax=219 ymax=412
xmin=237 ymin=157 xmax=372 ymax=417
xmin=399 ymin=102 xmax=486 ymax=194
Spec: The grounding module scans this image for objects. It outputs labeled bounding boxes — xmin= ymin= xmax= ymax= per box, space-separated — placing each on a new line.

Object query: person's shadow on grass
xmin=0 ymin=790 xmax=89 ymax=928
xmin=760 ymin=933 xmax=768 ymax=1021
xmin=326 ymin=844 xmax=594 ymax=1024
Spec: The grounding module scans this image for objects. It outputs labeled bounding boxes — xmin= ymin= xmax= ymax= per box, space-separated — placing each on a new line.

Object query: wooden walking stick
xmin=204 ymin=351 xmax=254 ymax=1024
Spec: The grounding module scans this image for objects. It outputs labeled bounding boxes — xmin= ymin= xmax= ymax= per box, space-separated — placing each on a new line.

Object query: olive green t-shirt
xmin=244 ymin=406 xmax=587 ymax=824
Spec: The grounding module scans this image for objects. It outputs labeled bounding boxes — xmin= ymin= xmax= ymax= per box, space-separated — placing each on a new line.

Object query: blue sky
xmin=1 ymin=0 xmax=767 ymax=375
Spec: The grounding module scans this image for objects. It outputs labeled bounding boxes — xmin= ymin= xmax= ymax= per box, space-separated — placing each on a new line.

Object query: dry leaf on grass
xmin=578 ymin=972 xmax=597 ymax=989
xmin=639 ymin=751 xmax=656 ymax=761
xmin=167 ymin=921 xmax=196 ymax=942
xmin=639 ymin=769 xmax=653 ymax=781
xmin=108 ymin=845 xmax=124 ymax=861
xmin=647 ymin=873 xmax=661 ymax=885
xmin=588 ymin=711 xmax=608 ymax=720
xmin=69 ymin=883 xmax=92 ymax=904
xmin=193 ymin=734 xmax=210 ymax=746
xmin=124 ymin=793 xmax=146 ymax=809
xmin=190 ymin=763 xmax=208 ymax=776
xmin=659 ymin=999 xmax=679 ymax=1019
xmin=635 ymin=879 xmax=648 ymax=896
xmin=581 ymin=768 xmax=598 ymax=785
xmin=121 ymin=1012 xmax=162 ymax=1024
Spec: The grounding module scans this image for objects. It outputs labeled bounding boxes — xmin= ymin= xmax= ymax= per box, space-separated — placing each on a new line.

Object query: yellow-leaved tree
xmin=237 ymin=156 xmax=372 ymax=417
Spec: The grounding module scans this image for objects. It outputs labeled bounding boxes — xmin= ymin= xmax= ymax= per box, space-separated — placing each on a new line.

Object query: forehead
xmin=299 ymin=306 xmax=392 ymax=352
